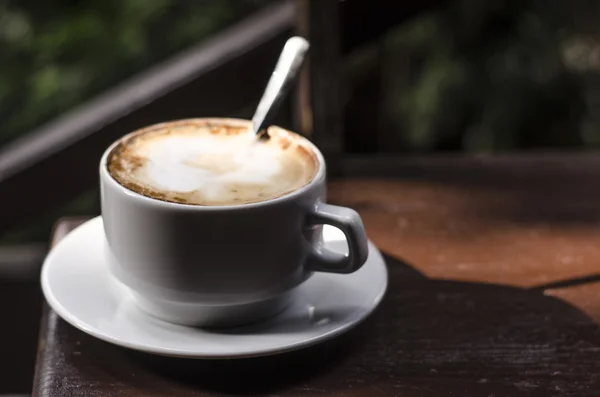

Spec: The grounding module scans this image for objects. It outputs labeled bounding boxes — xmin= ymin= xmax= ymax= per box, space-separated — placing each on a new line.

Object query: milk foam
xmin=108 ymin=122 xmax=317 ymax=205
xmin=141 ymin=135 xmax=284 ymax=200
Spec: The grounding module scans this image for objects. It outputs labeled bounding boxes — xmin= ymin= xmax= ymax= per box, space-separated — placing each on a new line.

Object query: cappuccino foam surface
xmin=107 ymin=121 xmax=318 ymax=206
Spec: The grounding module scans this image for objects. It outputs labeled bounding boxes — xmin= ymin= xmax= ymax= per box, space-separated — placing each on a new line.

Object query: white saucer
xmin=41 ymin=216 xmax=388 ymax=359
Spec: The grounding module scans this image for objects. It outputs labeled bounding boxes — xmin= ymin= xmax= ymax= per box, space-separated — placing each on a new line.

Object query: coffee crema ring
xmin=107 ymin=119 xmax=318 ymax=206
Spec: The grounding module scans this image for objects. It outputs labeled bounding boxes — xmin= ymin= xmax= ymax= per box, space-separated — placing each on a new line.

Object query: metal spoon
xmin=250 ymin=36 xmax=309 ymax=138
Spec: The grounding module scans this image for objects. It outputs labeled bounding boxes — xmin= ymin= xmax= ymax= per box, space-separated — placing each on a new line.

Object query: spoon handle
xmin=250 ymin=36 xmax=309 ymax=137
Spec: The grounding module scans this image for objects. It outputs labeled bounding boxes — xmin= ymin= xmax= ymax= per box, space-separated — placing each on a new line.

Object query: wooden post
xmin=295 ymin=0 xmax=343 ymax=175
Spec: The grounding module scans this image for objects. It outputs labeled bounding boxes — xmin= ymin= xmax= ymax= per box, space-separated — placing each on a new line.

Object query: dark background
xmin=2 ymin=0 xmax=600 ymax=242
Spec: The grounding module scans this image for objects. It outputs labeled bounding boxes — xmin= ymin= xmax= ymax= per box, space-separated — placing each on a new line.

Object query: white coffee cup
xmin=100 ymin=118 xmax=369 ymax=327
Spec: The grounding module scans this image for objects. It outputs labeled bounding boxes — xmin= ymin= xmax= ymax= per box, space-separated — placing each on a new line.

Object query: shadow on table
xmin=118 ymin=252 xmax=600 ymax=396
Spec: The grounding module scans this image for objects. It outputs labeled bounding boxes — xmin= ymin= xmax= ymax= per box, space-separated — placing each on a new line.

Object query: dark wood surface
xmin=34 ymin=156 xmax=600 ymax=396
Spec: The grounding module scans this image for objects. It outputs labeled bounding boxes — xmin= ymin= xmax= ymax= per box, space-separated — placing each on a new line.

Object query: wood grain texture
xmin=33 ymin=158 xmax=600 ymax=396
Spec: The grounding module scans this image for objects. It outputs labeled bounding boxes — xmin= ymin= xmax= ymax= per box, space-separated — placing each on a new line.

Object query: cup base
xmin=131 ymin=289 xmax=295 ymax=328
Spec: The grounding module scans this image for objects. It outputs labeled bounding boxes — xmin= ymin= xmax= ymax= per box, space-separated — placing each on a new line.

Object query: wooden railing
xmin=0 ymin=0 xmax=445 ymax=238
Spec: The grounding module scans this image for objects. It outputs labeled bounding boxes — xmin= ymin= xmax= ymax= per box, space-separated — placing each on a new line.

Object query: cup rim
xmin=99 ymin=117 xmax=326 ymax=211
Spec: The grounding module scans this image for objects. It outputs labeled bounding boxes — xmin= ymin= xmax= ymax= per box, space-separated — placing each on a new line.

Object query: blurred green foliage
xmin=2 ymin=0 xmax=600 ymax=242
xmin=346 ymin=0 xmax=598 ymax=153
xmin=0 ymin=0 xmax=271 ymax=147
xmin=0 ymin=0 xmax=271 ymax=242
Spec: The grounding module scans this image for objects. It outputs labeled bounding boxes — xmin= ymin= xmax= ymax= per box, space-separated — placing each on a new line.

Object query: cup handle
xmin=305 ymin=202 xmax=369 ymax=274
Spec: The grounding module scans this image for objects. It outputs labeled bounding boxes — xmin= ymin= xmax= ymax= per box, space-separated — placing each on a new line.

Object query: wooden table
xmin=33 ymin=156 xmax=600 ymax=396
